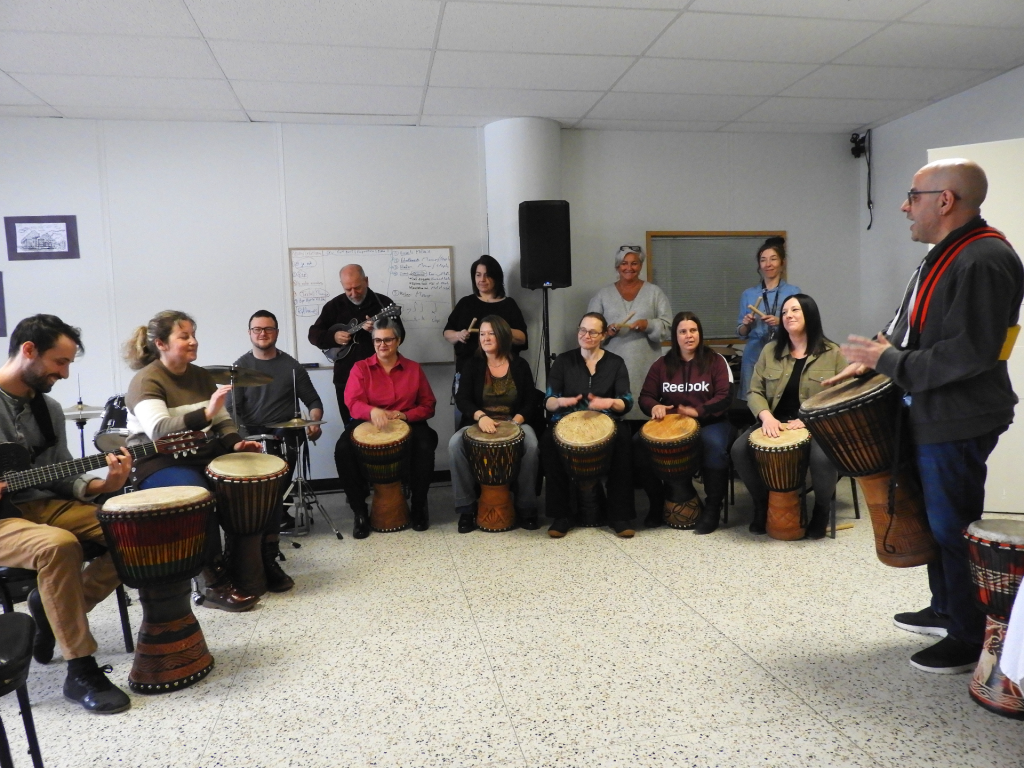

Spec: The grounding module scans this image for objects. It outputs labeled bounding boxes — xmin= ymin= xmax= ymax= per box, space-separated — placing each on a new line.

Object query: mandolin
xmin=321 ymin=304 xmax=403 ymax=362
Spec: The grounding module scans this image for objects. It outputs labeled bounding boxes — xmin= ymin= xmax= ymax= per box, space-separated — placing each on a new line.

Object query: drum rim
xmin=748 ymin=427 xmax=811 ymax=450
xmin=640 ymin=415 xmax=700 ymax=444
xmin=966 ymin=519 xmax=1024 ymax=547
xmin=464 ymin=421 xmax=524 ymax=444
xmin=100 ymin=488 xmax=213 ymax=513
xmin=351 ymin=420 xmax=412 ymax=445
xmin=205 ymin=452 xmax=288 ymax=479
xmin=800 ymin=373 xmax=894 ymax=415
xmin=553 ymin=411 xmax=616 ymax=448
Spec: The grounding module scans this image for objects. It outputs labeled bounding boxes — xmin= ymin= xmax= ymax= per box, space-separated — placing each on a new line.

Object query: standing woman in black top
xmin=444 ymin=255 xmax=528 ymax=427
xmin=542 ymin=312 xmax=635 ymax=539
xmin=450 ymin=316 xmax=540 ymax=533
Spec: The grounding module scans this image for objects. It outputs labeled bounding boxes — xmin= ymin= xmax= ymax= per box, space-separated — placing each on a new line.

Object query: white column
xmin=484 ymin=117 xmax=563 ymax=386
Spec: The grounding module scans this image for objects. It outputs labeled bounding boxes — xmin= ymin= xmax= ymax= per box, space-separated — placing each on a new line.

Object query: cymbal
xmin=63 ymin=404 xmax=104 ymax=420
xmin=266 ymin=417 xmax=327 ymax=429
xmin=204 ymin=365 xmax=273 ymax=387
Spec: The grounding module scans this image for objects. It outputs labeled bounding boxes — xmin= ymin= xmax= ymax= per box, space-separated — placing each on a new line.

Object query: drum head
xmin=102 ymin=485 xmax=211 ymax=512
xmin=554 ymin=411 xmax=616 ymax=448
xmin=967 ymin=518 xmax=1024 ymax=546
xmin=352 ymin=419 xmax=411 ymax=445
xmin=465 ymin=421 xmax=522 ymax=444
xmin=800 ymin=373 xmax=892 ymax=414
xmin=749 ymin=426 xmax=810 ymax=449
xmin=207 ymin=452 xmax=287 ymax=478
xmin=94 ymin=428 xmax=129 ymax=453
xmin=641 ymin=414 xmax=699 ymax=443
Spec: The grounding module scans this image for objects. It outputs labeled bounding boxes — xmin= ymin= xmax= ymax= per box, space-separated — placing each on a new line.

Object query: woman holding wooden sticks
xmin=736 ymin=237 xmax=801 ymax=402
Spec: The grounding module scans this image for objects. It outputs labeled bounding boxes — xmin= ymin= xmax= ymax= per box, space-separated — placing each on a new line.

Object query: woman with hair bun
xmin=736 ymin=237 xmax=801 ymax=402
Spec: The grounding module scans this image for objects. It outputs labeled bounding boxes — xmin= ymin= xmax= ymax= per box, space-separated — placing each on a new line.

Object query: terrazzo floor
xmin=2 ymin=481 xmax=1023 ymax=768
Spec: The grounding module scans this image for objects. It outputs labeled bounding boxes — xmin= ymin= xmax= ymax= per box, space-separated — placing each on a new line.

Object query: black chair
xmin=829 ymin=475 xmax=862 ymax=539
xmin=0 ymin=612 xmax=44 ymax=768
xmin=0 ymin=541 xmax=133 ymax=656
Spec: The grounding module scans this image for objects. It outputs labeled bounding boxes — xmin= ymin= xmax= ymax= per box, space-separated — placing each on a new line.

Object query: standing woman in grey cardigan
xmin=587 ymin=245 xmax=672 ymax=427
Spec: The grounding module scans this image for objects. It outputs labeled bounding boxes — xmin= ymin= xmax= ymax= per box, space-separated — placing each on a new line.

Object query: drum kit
xmin=553 ymin=411 xmax=616 ymax=527
xmin=639 ymin=415 xmax=702 ymax=529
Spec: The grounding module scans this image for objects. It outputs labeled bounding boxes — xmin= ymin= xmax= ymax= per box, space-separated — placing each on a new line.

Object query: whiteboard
xmin=290 ymin=247 xmax=454 ymax=365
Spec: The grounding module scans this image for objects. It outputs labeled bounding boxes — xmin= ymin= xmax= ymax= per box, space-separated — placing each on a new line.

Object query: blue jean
xmin=138 ymin=465 xmax=211 ymax=491
xmin=916 ymin=426 xmax=1005 ymax=646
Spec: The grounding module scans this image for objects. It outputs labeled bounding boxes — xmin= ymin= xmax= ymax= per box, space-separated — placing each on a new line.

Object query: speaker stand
xmin=541 ymin=284 xmax=557 ymax=381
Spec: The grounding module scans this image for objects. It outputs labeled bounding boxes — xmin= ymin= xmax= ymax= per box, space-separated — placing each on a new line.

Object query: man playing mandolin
xmin=0 ymin=315 xmax=133 ymax=714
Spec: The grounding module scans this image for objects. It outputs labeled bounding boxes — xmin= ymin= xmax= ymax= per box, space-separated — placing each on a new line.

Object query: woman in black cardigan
xmin=450 ymin=315 xmax=540 ymax=533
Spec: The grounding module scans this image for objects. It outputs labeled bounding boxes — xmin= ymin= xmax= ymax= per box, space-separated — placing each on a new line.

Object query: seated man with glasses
xmin=227 ymin=309 xmax=324 ymax=591
xmin=335 ymin=317 xmax=438 ymax=538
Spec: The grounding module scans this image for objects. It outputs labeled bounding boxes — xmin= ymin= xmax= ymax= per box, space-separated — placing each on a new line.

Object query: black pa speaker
xmin=519 ymin=200 xmax=571 ymax=289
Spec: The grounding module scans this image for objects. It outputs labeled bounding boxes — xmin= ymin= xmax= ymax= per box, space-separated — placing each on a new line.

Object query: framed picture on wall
xmin=4 ymin=215 xmax=80 ymax=261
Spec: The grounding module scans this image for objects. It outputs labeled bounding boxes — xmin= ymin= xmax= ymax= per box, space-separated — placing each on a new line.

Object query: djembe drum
xmin=749 ymin=427 xmax=810 ymax=541
xmin=351 ymin=420 xmax=411 ymax=533
xmin=463 ymin=421 xmax=525 ymax=532
xmin=799 ymin=373 xmax=938 ymax=567
xmin=206 ymin=453 xmax=288 ymax=596
xmin=98 ymin=486 xmax=215 ymax=694
xmin=553 ymin=411 xmax=616 ymax=527
xmin=965 ymin=518 xmax=1024 ymax=720
xmin=640 ymin=415 xmax=702 ymax=529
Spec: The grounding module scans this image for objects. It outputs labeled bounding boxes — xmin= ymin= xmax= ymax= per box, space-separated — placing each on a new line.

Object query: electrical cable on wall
xmin=851 ymin=130 xmax=873 ymax=230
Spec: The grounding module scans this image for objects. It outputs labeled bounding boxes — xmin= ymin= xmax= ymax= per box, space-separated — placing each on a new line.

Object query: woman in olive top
xmin=730 ymin=294 xmax=847 ymax=539
xmin=450 ymin=316 xmax=539 ymax=533
xmin=542 ymin=312 xmax=634 ymax=539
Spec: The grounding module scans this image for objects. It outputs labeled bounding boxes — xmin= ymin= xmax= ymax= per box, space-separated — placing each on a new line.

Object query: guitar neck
xmin=5 ymin=441 xmax=157 ymax=494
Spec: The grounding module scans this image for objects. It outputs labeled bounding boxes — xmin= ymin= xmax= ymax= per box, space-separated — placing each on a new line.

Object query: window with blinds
xmin=646 ymin=231 xmax=786 ymax=339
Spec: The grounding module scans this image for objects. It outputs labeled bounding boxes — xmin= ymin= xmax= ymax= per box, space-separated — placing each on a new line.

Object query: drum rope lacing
xmin=882 ymin=390 xmax=906 ymax=555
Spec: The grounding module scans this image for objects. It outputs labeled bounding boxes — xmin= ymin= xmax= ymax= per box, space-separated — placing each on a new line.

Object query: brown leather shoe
xmin=262 ymin=541 xmax=295 ymax=593
xmin=195 ymin=567 xmax=259 ymax=612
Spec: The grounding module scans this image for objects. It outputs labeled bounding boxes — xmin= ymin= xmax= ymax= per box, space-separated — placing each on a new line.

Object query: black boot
xmin=749 ymin=497 xmax=768 ymax=535
xmin=412 ymin=502 xmax=429 ymax=532
xmin=805 ymin=502 xmax=831 ymax=540
xmin=643 ymin=486 xmax=665 ymax=528
xmin=27 ymin=589 xmax=56 ymax=664
xmin=694 ymin=468 xmax=729 ymax=535
xmin=456 ymin=504 xmax=476 ymax=534
xmin=262 ymin=538 xmax=295 ymax=592
xmin=352 ymin=505 xmax=370 ymax=539
xmin=518 ymin=509 xmax=540 ymax=530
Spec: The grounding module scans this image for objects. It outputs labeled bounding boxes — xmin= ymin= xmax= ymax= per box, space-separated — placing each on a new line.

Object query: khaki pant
xmin=0 ymin=499 xmax=121 ymax=660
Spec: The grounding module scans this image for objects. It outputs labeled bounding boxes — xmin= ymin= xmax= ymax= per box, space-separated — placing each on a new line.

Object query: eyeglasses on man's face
xmin=249 ymin=327 xmax=278 ymax=336
xmin=906 ymin=188 xmax=959 ymax=207
xmin=578 ymin=327 xmax=603 ymax=339
xmin=373 ymin=336 xmax=398 ymax=347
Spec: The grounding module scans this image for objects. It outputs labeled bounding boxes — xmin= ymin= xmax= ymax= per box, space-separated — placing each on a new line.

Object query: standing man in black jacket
xmin=841 ymin=159 xmax=1024 ymax=674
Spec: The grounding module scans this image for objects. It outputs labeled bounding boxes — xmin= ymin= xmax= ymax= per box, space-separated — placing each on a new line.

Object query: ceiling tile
xmin=836 ymin=23 xmax=1024 ymax=69
xmin=0 ymin=0 xmax=200 ymax=36
xmin=248 ymin=112 xmax=419 ymax=125
xmin=12 ymin=75 xmax=240 ymax=110
xmin=430 ymin=52 xmax=631 ymax=91
xmin=423 ymin=87 xmax=599 ymax=118
xmin=738 ymin=96 xmax=926 ymax=124
xmin=648 ymin=13 xmax=883 ymax=62
xmin=0 ymin=33 xmax=222 ymax=78
xmin=687 ymin=0 xmax=923 ymax=21
xmin=55 ymin=106 xmax=249 ymax=122
xmin=782 ymin=64 xmax=991 ymax=100
xmin=722 ymin=121 xmax=862 ymax=133
xmin=0 ymin=104 xmax=61 ymax=117
xmin=0 ymin=72 xmax=47 ymax=105
xmin=575 ymin=118 xmax=726 ymax=131
xmin=905 ymin=0 xmax=1024 ymax=28
xmin=418 ymin=115 xmax=501 ymax=127
xmin=208 ymin=41 xmax=430 ymax=86
xmin=232 ymin=81 xmax=423 ymax=114
xmin=465 ymin=0 xmax=689 ymax=8
xmin=615 ymin=59 xmax=815 ymax=95
xmin=184 ymin=0 xmax=440 ymax=47
xmin=439 ymin=3 xmax=676 ymax=55
xmin=588 ymin=92 xmax=763 ymax=121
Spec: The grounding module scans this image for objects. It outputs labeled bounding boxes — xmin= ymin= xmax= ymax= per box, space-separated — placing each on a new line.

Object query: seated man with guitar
xmin=306 ymin=264 xmax=399 ymax=425
xmin=0 ymin=315 xmax=133 ymax=714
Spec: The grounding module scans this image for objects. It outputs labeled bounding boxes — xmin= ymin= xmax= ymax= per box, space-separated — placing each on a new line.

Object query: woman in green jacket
xmin=730 ymin=294 xmax=847 ymax=539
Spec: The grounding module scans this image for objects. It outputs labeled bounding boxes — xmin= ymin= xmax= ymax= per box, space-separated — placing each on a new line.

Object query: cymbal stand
xmin=281 ymin=432 xmax=343 ymax=542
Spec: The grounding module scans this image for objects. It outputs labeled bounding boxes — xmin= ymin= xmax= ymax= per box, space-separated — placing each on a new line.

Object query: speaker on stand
xmin=519 ymin=200 xmax=571 ymax=381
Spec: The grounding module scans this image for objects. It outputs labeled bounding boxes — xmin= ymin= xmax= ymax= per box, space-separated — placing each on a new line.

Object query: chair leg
xmin=830 ymin=490 xmax=837 ymax=539
xmin=15 ymin=686 xmax=43 ymax=768
xmin=849 ymin=476 xmax=861 ymax=519
xmin=116 ymin=585 xmax=134 ymax=654
xmin=0 ymin=712 xmax=14 ymax=768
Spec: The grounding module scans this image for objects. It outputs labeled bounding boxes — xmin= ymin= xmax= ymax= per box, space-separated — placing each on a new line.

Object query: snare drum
xmin=965 ymin=519 xmax=1024 ymax=720
xmin=351 ymin=420 xmax=411 ymax=533
xmin=749 ymin=427 xmax=810 ymax=541
xmin=640 ymin=415 xmax=702 ymax=529
xmin=554 ymin=411 xmax=616 ymax=527
xmin=800 ymin=374 xmax=938 ymax=568
xmin=463 ymin=422 xmax=524 ymax=532
xmin=98 ymin=486 xmax=215 ymax=694
xmin=248 ymin=433 xmax=285 ymax=459
xmin=206 ymin=453 xmax=289 ymax=597
xmin=94 ymin=394 xmax=130 ymax=453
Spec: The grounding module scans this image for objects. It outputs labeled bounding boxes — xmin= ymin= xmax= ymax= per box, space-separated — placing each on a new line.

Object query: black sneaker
xmin=457 ymin=513 xmax=476 ymax=534
xmin=893 ymin=607 xmax=950 ymax=638
xmin=64 ymin=661 xmax=131 ymax=714
xmin=909 ymin=635 xmax=981 ymax=674
xmin=27 ymin=589 xmax=56 ymax=664
xmin=548 ymin=518 xmax=571 ymax=538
